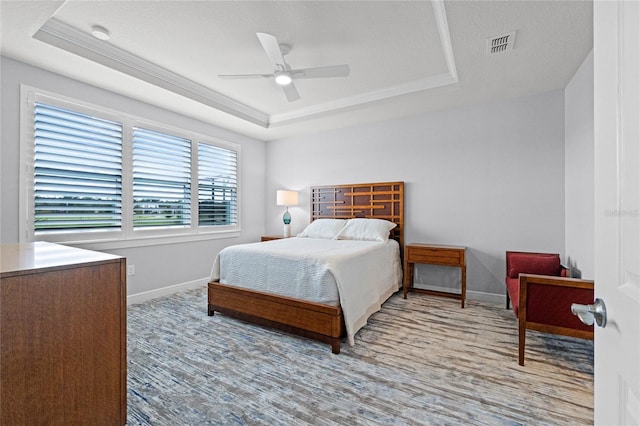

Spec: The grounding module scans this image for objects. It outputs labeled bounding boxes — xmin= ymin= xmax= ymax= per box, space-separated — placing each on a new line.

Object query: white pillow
xmin=335 ymin=218 xmax=397 ymax=242
xmin=297 ymin=219 xmax=347 ymax=239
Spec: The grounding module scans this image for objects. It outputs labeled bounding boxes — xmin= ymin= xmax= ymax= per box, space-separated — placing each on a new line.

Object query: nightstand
xmin=403 ymin=243 xmax=467 ymax=308
xmin=261 ymin=235 xmax=285 ymax=242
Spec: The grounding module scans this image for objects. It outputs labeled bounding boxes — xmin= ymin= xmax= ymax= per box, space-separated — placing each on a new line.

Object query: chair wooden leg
xmin=518 ymin=319 xmax=526 ymax=366
xmin=506 ymin=288 xmax=511 ymax=309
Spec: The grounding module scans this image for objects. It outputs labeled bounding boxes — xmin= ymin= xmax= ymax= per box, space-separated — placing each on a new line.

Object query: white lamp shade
xmin=276 ymin=190 xmax=298 ymax=206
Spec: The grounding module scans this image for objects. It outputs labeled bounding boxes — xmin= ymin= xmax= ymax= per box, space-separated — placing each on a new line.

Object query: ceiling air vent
xmin=486 ymin=31 xmax=516 ymax=55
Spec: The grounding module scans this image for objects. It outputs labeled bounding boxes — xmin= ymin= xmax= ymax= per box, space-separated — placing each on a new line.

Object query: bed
xmin=207 ymin=181 xmax=404 ymax=353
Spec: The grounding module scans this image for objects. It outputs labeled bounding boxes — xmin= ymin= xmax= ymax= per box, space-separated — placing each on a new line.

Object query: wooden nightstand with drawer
xmin=403 ymin=243 xmax=467 ymax=308
xmin=261 ymin=235 xmax=285 ymax=242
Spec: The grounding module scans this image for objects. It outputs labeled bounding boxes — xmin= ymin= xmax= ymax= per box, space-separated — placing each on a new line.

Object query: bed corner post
xmin=331 ymin=339 xmax=341 ymax=354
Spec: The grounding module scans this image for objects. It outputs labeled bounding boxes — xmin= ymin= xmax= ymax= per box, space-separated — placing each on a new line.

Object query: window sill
xmin=58 ymin=230 xmax=241 ymax=251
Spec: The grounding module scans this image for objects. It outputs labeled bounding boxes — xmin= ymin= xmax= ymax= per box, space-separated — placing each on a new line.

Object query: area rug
xmin=126 ymin=288 xmax=593 ymax=425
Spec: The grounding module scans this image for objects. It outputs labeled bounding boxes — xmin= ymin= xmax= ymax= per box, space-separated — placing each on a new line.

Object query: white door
xmin=594 ymin=0 xmax=640 ymax=424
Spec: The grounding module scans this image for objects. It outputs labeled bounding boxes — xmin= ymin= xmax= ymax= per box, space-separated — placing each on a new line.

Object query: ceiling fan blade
xmin=292 ymin=64 xmax=350 ymax=79
xmin=218 ymin=73 xmax=272 ymax=79
xmin=282 ymin=82 xmax=301 ymax=102
xmin=256 ymin=32 xmax=286 ymax=71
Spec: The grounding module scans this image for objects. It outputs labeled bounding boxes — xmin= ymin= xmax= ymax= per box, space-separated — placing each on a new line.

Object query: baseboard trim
xmin=412 ymin=284 xmax=504 ymax=306
xmin=127 ymin=277 xmax=208 ymax=305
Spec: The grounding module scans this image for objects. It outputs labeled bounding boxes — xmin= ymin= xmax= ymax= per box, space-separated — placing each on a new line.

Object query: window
xmin=198 ymin=142 xmax=238 ymax=226
xmin=132 ymin=127 xmax=191 ymax=228
xmin=33 ymin=103 xmax=123 ymax=233
xmin=23 ymin=89 xmax=240 ymax=246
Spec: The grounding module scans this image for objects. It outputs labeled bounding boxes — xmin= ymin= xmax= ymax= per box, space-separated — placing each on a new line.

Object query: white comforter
xmin=210 ymin=237 xmax=402 ymax=345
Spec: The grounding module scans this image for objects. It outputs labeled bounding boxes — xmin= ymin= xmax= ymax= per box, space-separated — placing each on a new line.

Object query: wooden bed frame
xmin=207 ymin=181 xmax=404 ymax=354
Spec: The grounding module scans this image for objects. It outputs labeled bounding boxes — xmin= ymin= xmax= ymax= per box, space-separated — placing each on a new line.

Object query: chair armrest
xmin=514 ymin=273 xmax=594 ymax=366
xmin=518 ymin=273 xmax=594 ymax=290
xmin=518 ymin=273 xmax=594 ymax=338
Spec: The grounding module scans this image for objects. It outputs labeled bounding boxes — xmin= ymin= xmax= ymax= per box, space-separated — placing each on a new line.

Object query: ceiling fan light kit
xmin=274 ymin=71 xmax=293 ymax=86
xmin=218 ymin=32 xmax=350 ymax=102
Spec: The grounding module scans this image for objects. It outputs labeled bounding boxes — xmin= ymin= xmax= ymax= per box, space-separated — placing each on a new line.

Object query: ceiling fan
xmin=218 ymin=32 xmax=350 ymax=102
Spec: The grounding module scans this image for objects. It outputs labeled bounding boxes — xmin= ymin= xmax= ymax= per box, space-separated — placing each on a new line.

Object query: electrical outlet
xmin=127 ymin=265 xmax=136 ymax=276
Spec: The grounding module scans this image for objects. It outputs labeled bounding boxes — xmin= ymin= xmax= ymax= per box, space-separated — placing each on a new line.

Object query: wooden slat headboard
xmin=310 ymin=181 xmax=404 ymax=251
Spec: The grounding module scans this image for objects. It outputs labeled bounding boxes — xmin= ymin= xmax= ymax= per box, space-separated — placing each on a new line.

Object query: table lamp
xmin=276 ymin=190 xmax=299 ymax=237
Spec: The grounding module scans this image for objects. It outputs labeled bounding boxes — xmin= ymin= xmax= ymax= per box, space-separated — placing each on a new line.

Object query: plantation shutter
xmin=132 ymin=127 xmax=191 ymax=228
xmin=33 ymin=102 xmax=123 ymax=232
xmin=198 ymin=142 xmax=238 ymax=226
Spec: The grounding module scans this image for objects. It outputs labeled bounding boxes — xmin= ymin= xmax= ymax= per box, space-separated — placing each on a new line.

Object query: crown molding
xmin=269 ymin=73 xmax=458 ymax=125
xmin=32 ymin=0 xmax=457 ymax=131
xmin=433 ymin=0 xmax=458 ymax=81
xmin=33 ymin=18 xmax=269 ymax=128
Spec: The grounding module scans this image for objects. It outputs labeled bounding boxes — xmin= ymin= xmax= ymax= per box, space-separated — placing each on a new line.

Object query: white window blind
xmin=132 ymin=127 xmax=191 ymax=228
xmin=25 ymin=91 xmax=241 ymax=245
xmin=198 ymin=142 xmax=238 ymax=226
xmin=33 ymin=102 xmax=123 ymax=233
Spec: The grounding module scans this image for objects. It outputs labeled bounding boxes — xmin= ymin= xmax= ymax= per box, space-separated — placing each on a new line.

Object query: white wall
xmin=2 ymin=54 xmax=587 ymax=303
xmin=266 ymin=91 xmax=567 ymax=302
xmin=0 ymin=56 xmax=267 ymax=299
xmin=564 ymin=50 xmax=595 ymax=279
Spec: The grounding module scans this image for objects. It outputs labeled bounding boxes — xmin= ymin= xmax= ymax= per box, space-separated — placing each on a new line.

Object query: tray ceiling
xmin=0 ymin=1 xmax=592 ymax=141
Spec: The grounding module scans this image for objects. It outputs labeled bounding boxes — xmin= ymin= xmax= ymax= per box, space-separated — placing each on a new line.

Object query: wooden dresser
xmin=0 ymin=242 xmax=127 ymax=425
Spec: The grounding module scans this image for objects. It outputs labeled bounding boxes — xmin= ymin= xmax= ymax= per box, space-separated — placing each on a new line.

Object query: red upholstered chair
xmin=505 ymin=251 xmax=594 ymax=365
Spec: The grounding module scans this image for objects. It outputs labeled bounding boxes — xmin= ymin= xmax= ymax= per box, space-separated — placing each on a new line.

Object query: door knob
xmin=571 ymin=298 xmax=607 ymax=328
